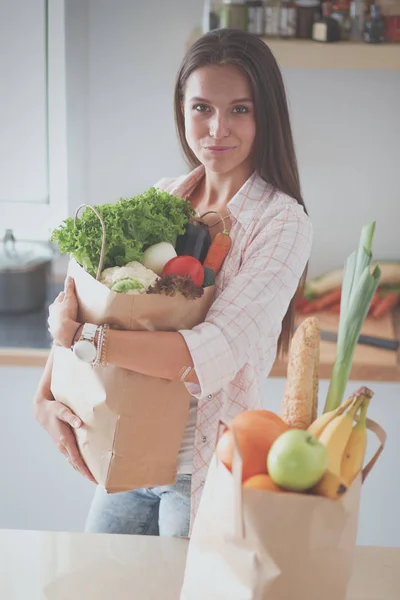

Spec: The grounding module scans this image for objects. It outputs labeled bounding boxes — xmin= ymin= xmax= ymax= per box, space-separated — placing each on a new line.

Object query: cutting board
xmin=293 ymin=310 xmax=400 ymax=382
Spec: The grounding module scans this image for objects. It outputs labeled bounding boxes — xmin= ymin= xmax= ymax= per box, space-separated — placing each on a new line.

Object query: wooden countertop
xmin=0 ymin=529 xmax=398 ymax=599
xmin=271 ymin=307 xmax=400 ymax=382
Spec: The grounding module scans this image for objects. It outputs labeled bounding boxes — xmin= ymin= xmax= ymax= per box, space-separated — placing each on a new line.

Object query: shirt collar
xmin=172 ymin=165 xmax=271 ymax=229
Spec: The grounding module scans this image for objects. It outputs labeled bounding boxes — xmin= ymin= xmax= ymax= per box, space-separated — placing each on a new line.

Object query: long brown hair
xmin=173 ymin=28 xmax=309 ymax=356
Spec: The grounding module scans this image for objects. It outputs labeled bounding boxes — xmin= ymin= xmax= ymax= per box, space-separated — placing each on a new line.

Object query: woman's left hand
xmin=48 ymin=276 xmax=80 ymax=348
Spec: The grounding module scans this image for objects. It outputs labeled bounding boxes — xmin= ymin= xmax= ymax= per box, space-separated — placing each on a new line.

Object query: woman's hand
xmin=33 ymin=395 xmax=97 ymax=484
xmin=48 ymin=276 xmax=80 ymax=348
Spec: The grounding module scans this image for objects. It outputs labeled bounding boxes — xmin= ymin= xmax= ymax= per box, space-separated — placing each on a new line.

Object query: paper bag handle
xmin=216 ymin=419 xmax=246 ymax=541
xmin=361 ymin=417 xmax=386 ymax=483
xmin=74 ymin=204 xmax=106 ymax=281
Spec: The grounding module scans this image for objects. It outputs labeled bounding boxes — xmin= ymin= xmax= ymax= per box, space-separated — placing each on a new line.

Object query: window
xmin=0 ymin=0 xmax=67 ymax=241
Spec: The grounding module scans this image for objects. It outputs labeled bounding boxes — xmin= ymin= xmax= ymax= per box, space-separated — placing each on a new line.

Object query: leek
xmin=323 ymin=222 xmax=381 ymax=413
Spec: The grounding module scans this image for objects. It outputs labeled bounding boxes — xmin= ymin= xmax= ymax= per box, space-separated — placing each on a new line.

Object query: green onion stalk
xmin=323 ymin=222 xmax=381 ymax=413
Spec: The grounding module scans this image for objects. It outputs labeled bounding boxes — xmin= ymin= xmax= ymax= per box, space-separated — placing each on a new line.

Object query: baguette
xmin=280 ymin=317 xmax=320 ymax=430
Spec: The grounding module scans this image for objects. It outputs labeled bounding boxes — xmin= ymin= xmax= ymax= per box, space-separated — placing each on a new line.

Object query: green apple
xmin=267 ymin=429 xmax=328 ymax=491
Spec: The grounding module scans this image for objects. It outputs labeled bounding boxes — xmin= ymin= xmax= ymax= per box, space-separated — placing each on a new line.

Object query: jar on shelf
xmin=264 ymin=0 xmax=281 ymax=37
xmin=280 ymin=0 xmax=297 ymax=37
xmin=246 ymin=0 xmax=265 ymax=34
xmin=296 ymin=0 xmax=320 ymax=39
xmin=220 ymin=0 xmax=248 ymax=30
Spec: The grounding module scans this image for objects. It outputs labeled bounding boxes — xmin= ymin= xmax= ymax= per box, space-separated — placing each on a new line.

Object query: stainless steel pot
xmin=0 ymin=229 xmax=55 ymax=313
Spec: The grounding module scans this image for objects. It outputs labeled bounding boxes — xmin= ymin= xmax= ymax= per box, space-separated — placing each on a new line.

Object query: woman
xmin=33 ymin=29 xmax=313 ymax=538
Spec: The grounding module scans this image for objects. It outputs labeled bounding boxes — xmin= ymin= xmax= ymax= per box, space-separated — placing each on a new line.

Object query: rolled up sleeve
xmin=179 ymin=204 xmax=313 ymax=399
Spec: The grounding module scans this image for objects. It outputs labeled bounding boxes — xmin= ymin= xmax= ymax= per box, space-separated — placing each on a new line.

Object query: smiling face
xmin=182 ymin=64 xmax=256 ymax=177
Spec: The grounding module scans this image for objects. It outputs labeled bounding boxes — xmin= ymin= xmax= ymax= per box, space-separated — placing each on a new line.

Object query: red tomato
xmin=162 ymin=256 xmax=204 ymax=286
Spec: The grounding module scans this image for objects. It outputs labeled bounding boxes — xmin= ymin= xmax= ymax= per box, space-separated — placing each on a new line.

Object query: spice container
xmin=280 ymin=0 xmax=297 ymax=36
xmin=220 ymin=0 xmax=248 ymax=29
xmin=246 ymin=0 xmax=265 ymax=33
xmin=296 ymin=0 xmax=320 ymax=38
xmin=264 ymin=0 xmax=281 ymax=36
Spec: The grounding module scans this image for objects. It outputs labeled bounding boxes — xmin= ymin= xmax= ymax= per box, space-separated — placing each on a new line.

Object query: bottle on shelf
xmin=264 ymin=0 xmax=281 ymax=37
xmin=349 ymin=0 xmax=366 ymax=40
xmin=363 ymin=2 xmax=386 ymax=43
xmin=246 ymin=0 xmax=265 ymax=35
xmin=280 ymin=0 xmax=297 ymax=37
xmin=312 ymin=0 xmax=342 ymax=40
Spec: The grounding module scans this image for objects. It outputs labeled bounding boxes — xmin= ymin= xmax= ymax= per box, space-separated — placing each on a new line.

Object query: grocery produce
xmin=50 ymin=188 xmax=190 ymax=278
xmin=341 ymin=396 xmax=370 ymax=485
xmin=267 ymin=429 xmax=328 ymax=492
xmin=202 ymin=266 xmax=216 ymax=288
xmin=203 ymin=228 xmax=232 ymax=275
xmin=311 ymin=469 xmax=348 ymax=500
xmin=280 ymin=316 xmax=320 ymax=430
xmin=307 ymin=395 xmax=355 ymax=439
xmin=175 ymin=220 xmax=211 ymax=264
xmin=162 ymin=256 xmax=204 ymax=287
xmin=142 ymin=242 xmax=177 ymax=276
xmin=216 ymin=410 xmax=288 ymax=482
xmin=147 ymin=274 xmax=204 ymax=299
xmin=324 ymin=222 xmax=381 ymax=413
xmin=318 ymin=389 xmax=372 ymax=476
xmin=303 ymin=260 xmax=400 ymax=300
xmin=100 ymin=261 xmax=158 ymax=294
xmin=242 ymin=474 xmax=285 ymax=492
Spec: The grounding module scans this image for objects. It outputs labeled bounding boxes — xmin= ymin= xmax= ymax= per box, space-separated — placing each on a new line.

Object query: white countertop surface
xmin=0 ymin=529 xmax=399 ymax=599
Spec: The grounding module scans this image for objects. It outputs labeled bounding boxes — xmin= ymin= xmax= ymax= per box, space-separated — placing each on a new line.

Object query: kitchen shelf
xmin=261 ymin=38 xmax=400 ymax=71
xmin=186 ymin=29 xmax=400 ymax=71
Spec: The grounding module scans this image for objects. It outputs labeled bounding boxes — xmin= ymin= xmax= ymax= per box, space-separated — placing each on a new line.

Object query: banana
xmin=311 ymin=469 xmax=348 ymax=500
xmin=318 ymin=388 xmax=373 ymax=475
xmin=341 ymin=397 xmax=370 ymax=485
xmin=307 ymin=395 xmax=355 ymax=439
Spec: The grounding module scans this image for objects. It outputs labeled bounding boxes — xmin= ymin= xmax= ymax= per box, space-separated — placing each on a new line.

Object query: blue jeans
xmin=84 ymin=474 xmax=191 ymax=537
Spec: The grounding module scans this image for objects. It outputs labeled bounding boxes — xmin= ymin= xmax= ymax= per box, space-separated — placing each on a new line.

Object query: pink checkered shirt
xmin=156 ymin=166 xmax=313 ymax=531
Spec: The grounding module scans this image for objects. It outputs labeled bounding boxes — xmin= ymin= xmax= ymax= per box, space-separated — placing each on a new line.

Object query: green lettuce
xmin=50 ymin=188 xmax=191 ymax=278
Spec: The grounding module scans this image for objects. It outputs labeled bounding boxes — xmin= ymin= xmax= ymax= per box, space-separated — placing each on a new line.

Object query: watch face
xmin=73 ymin=339 xmax=97 ymax=363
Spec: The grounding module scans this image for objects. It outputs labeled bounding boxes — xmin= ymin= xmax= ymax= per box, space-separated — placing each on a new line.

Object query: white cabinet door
xmin=0 ymin=0 xmax=68 ymax=241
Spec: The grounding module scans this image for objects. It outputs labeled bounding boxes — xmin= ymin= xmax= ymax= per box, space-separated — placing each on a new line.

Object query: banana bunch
xmin=307 ymin=386 xmax=373 ymax=500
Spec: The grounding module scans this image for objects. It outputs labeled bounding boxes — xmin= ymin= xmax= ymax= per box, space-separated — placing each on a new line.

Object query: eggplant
xmin=175 ymin=221 xmax=211 ymax=264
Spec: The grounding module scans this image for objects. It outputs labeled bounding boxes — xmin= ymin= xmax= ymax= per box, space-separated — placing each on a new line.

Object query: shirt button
xmin=207 ymin=394 xmax=213 ymax=400
xmin=202 ymin=436 xmax=207 ymax=443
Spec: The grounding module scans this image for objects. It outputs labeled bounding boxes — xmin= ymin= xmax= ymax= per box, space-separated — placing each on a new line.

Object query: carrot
xmin=367 ymin=290 xmax=381 ymax=315
xmin=371 ymin=291 xmax=400 ymax=319
xmin=301 ymin=287 xmax=342 ymax=314
xmin=330 ymin=302 xmax=341 ymax=313
xmin=203 ymin=229 xmax=232 ymax=275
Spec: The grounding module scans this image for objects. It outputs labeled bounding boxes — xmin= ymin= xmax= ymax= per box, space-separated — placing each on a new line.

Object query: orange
xmin=216 ymin=410 xmax=288 ymax=482
xmin=242 ymin=474 xmax=284 ymax=492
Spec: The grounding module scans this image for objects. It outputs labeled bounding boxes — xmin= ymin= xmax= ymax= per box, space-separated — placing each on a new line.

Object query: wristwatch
xmin=72 ymin=323 xmax=98 ymax=363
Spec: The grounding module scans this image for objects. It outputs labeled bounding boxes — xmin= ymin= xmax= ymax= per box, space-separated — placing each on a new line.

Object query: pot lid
xmin=0 ymin=229 xmax=54 ymax=272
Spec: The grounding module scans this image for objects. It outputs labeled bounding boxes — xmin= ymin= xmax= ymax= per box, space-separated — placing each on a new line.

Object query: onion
xmin=142 ymin=242 xmax=177 ymax=276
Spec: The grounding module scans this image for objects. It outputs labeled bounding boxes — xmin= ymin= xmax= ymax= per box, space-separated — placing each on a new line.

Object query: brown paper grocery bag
xmin=50 ymin=204 xmax=215 ymax=493
xmin=180 ymin=417 xmax=386 ymax=600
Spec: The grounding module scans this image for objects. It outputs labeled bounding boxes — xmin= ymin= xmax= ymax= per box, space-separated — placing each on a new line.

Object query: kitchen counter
xmin=0 ymin=529 xmax=399 ymax=599
xmin=1 ymin=274 xmax=400 ymax=382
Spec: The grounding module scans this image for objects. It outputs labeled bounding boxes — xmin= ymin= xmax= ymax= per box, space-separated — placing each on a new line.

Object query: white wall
xmin=1 ymin=365 xmax=399 ymax=547
xmin=63 ymin=0 xmax=400 ymax=279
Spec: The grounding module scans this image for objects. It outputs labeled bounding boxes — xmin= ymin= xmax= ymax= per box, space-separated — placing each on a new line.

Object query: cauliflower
xmin=100 ymin=261 xmax=159 ymax=294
